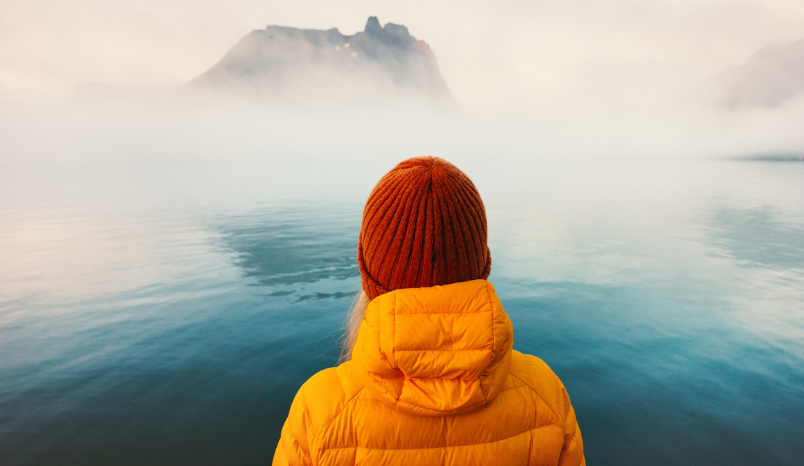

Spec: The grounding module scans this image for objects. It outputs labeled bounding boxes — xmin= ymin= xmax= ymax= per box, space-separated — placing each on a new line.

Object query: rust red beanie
xmin=358 ymin=156 xmax=491 ymax=300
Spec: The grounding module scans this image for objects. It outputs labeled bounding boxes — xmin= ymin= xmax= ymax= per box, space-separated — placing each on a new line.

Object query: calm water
xmin=1 ymin=159 xmax=803 ymax=465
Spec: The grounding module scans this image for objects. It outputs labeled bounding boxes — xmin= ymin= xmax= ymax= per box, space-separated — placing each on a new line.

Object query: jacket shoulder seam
xmin=508 ymin=372 xmax=561 ymax=425
xmin=317 ymin=385 xmax=367 ymax=452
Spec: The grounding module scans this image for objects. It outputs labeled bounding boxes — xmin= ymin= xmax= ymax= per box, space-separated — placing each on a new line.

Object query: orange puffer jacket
xmin=273 ymin=280 xmax=585 ymax=466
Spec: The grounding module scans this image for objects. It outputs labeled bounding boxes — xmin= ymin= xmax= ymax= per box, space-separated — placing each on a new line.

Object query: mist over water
xmin=4 ymin=86 xmax=804 ymax=174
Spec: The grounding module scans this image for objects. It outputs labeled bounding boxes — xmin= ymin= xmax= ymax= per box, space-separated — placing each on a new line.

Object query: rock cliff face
xmin=191 ymin=17 xmax=456 ymax=106
xmin=711 ymin=38 xmax=804 ymax=108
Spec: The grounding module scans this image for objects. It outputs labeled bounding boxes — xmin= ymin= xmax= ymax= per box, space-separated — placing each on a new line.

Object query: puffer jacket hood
xmin=351 ymin=279 xmax=513 ymax=416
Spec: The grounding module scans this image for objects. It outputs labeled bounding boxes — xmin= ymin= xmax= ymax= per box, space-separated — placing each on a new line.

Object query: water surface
xmin=1 ymin=159 xmax=802 ymax=465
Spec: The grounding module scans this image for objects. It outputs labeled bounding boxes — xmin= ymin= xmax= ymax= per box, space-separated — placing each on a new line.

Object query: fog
xmin=2 ymin=0 xmax=804 ymax=166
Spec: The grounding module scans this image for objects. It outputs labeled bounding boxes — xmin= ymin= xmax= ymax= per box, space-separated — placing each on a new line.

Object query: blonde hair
xmin=339 ymin=290 xmax=370 ymax=363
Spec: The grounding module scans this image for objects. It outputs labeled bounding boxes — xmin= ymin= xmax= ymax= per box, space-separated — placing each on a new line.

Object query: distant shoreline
xmin=734 ymin=154 xmax=804 ymax=162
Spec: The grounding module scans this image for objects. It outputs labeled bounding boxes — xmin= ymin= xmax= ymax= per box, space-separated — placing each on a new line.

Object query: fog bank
xmin=2 ymin=2 xmax=804 ymax=166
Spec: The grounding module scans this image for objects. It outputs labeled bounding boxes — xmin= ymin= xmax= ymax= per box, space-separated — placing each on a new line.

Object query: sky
xmin=3 ymin=0 xmax=804 ymax=115
xmin=2 ymin=0 xmax=804 ymax=165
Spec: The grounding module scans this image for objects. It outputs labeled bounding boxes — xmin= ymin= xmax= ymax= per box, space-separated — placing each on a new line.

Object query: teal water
xmin=1 ymin=160 xmax=802 ymax=465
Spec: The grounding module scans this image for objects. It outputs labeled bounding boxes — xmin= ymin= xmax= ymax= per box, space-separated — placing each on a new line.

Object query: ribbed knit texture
xmin=358 ymin=156 xmax=491 ymax=300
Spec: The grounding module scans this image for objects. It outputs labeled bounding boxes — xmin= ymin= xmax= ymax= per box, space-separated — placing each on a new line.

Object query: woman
xmin=273 ymin=157 xmax=584 ymax=466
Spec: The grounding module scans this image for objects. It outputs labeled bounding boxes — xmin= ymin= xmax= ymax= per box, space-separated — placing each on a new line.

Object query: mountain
xmin=710 ymin=38 xmax=804 ymax=108
xmin=190 ymin=16 xmax=457 ymax=107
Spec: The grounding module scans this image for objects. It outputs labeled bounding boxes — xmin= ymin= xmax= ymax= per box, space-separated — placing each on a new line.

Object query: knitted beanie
xmin=358 ymin=156 xmax=491 ymax=300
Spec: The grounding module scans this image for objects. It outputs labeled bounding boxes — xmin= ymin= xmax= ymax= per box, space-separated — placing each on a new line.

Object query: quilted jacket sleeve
xmin=558 ymin=384 xmax=585 ymax=466
xmin=272 ymin=387 xmax=314 ymax=466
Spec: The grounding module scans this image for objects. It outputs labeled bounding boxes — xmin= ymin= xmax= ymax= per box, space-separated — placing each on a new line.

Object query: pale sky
xmin=2 ymin=0 xmax=804 ymax=115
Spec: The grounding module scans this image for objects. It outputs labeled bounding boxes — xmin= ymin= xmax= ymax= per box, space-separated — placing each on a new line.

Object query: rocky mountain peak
xmin=364 ymin=16 xmax=382 ymax=35
xmin=190 ymin=17 xmax=456 ymax=108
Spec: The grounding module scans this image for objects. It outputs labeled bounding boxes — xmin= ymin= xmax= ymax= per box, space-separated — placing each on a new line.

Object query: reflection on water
xmin=215 ymin=203 xmax=361 ymax=300
xmin=0 ymin=160 xmax=803 ymax=465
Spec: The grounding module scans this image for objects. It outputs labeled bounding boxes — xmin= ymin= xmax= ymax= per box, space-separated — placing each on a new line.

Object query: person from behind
xmin=273 ymin=156 xmax=585 ymax=466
